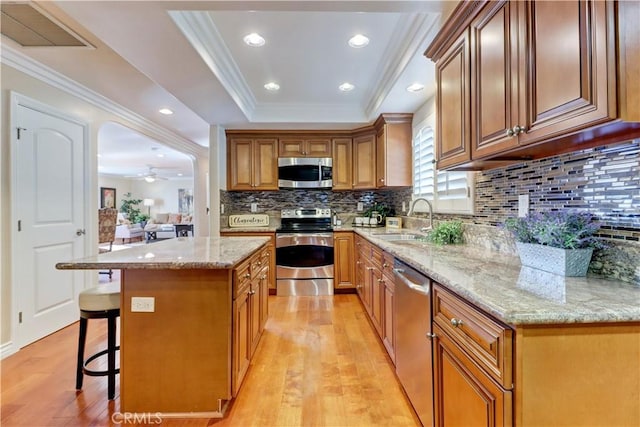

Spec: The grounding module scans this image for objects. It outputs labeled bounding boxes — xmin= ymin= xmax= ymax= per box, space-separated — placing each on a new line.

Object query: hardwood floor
xmin=1 ymin=294 xmax=420 ymax=426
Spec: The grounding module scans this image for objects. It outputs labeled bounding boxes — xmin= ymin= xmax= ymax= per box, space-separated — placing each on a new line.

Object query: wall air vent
xmin=1 ymin=2 xmax=91 ymax=47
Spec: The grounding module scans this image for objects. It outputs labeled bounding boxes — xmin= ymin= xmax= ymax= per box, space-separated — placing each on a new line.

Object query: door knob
xmin=76 ymin=229 xmax=86 ymax=236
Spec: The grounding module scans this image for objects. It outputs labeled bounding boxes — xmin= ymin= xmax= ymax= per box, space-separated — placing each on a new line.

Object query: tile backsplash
xmin=220 ymin=139 xmax=639 ymax=284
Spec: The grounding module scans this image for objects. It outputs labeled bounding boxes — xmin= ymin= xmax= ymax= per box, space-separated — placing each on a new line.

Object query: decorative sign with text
xmin=228 ymin=214 xmax=270 ymax=228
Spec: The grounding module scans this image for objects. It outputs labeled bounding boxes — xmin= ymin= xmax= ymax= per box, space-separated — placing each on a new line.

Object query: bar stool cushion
xmin=79 ymin=282 xmax=120 ymax=312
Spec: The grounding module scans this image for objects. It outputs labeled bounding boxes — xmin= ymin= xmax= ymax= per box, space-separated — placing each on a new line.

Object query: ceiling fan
xmin=125 ymin=165 xmax=170 ymax=182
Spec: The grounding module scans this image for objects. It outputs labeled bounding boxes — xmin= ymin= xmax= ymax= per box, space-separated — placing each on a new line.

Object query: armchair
xmin=98 ymin=208 xmax=117 ymax=279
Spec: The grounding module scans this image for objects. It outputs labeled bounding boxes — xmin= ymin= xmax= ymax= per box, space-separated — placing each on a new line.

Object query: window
xmin=412 ymin=121 xmax=474 ymax=214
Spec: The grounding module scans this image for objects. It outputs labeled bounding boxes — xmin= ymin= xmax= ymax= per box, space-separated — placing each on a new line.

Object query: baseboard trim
xmin=1 ymin=341 xmax=18 ymax=359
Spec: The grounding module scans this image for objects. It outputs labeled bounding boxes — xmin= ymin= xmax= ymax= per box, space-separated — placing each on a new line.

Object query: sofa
xmin=115 ymin=212 xmax=144 ymax=243
xmin=144 ymin=213 xmax=193 ymax=242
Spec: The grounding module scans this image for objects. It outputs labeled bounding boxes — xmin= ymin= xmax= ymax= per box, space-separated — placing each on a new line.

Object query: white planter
xmin=515 ymin=242 xmax=594 ymax=277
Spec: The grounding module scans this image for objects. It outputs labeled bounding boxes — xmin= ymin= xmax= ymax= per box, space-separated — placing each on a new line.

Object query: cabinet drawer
xmin=381 ymin=252 xmax=394 ymax=277
xmin=433 ymin=284 xmax=513 ymax=389
xmin=371 ymin=245 xmax=383 ymax=266
xmin=234 ymin=260 xmax=252 ymax=299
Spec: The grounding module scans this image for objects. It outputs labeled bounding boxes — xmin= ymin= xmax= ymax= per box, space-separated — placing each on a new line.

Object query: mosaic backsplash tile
xmin=221 ymin=139 xmax=639 ymax=284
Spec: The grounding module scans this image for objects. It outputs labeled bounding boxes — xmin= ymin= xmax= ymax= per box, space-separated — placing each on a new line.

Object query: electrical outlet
xmin=402 ymin=201 xmax=407 ymax=212
xmin=251 ymin=203 xmax=257 ymax=213
xmin=518 ymin=194 xmax=530 ymax=218
xmin=357 ymin=202 xmax=363 ymax=211
xmin=220 ymin=204 xmax=225 ymax=214
xmin=131 ymin=297 xmax=155 ymax=312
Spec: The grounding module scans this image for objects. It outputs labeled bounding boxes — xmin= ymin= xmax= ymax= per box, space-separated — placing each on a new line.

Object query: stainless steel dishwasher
xmin=393 ymin=259 xmax=434 ymax=427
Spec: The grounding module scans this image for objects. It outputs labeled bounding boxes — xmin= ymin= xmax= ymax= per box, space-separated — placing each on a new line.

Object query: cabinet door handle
xmin=244 ymin=273 xmax=251 ymax=278
xmin=513 ymin=125 xmax=526 ymax=135
xmin=426 ymin=332 xmax=437 ymax=340
xmin=450 ymin=318 xmax=463 ymax=328
xmin=506 ymin=127 xmax=515 ymax=137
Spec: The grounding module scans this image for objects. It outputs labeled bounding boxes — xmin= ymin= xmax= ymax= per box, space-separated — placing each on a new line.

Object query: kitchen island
xmin=56 ymin=236 xmax=271 ymax=418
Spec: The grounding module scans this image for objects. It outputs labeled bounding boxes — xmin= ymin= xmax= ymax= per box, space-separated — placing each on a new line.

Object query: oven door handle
xmin=276 ymin=233 xmax=334 ymax=248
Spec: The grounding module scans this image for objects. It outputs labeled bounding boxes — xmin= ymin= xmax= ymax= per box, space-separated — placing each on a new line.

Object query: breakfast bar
xmin=56 ymin=236 xmax=271 ymax=418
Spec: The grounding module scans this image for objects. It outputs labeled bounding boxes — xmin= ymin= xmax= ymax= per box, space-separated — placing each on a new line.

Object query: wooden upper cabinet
xmin=470 ymin=1 xmax=519 ymax=159
xmin=374 ymin=113 xmax=413 ymax=188
xmin=436 ymin=30 xmax=471 ymax=169
xmin=227 ymin=137 xmax=278 ymax=191
xmin=332 ymin=138 xmax=353 ymax=190
xmin=279 ymin=138 xmax=332 ymax=157
xmin=427 ymin=0 xmax=640 ymax=170
xmin=516 ymin=0 xmax=615 ymax=145
xmin=352 ymin=132 xmax=377 ymax=189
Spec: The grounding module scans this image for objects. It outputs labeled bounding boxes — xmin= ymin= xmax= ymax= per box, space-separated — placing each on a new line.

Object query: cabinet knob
xmin=450 ymin=318 xmax=463 ymax=328
xmin=507 ymin=125 xmax=526 ymax=137
xmin=244 ymin=273 xmax=251 ymax=278
xmin=426 ymin=332 xmax=436 ymax=340
xmin=383 ymin=263 xmax=389 ymax=268
xmin=379 ymin=178 xmax=385 ymax=182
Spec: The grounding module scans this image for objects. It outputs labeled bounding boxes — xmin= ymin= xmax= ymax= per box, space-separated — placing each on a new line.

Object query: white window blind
xmin=412 ymin=125 xmax=474 ymax=214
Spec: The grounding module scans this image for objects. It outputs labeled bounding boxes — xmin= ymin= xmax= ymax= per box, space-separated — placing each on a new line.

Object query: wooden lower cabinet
xmin=355 ymin=235 xmax=396 ymax=362
xmin=333 ymin=231 xmax=355 ymax=289
xmin=232 ymin=246 xmax=270 ymax=397
xmin=433 ymin=324 xmax=512 ymax=427
xmin=381 ymin=272 xmax=395 ymax=363
xmin=232 ymin=282 xmax=251 ymax=397
xmin=370 ymin=265 xmax=383 ymax=336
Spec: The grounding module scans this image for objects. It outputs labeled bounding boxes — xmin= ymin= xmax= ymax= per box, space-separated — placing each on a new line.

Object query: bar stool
xmin=76 ymin=282 xmax=120 ymax=400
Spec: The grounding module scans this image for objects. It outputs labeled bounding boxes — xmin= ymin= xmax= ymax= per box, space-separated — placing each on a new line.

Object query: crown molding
xmin=0 ymin=44 xmax=207 ymax=158
xmin=252 ymin=103 xmax=367 ymax=124
xmin=364 ymin=13 xmax=440 ymax=119
xmin=170 ymin=10 xmax=256 ymax=121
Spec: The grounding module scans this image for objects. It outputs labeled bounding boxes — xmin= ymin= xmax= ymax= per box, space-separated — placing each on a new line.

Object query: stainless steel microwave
xmin=278 ymin=157 xmax=333 ymax=189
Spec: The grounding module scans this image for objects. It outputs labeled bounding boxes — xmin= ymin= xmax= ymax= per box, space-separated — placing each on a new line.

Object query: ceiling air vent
xmin=1 ymin=2 xmax=91 ymax=47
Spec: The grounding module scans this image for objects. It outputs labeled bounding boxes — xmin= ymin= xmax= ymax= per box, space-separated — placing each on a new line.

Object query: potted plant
xmin=502 ymin=211 xmax=607 ymax=276
xmin=119 ymin=192 xmax=147 ymax=226
xmin=428 ymin=220 xmax=464 ymax=245
xmin=363 ymin=203 xmax=393 ymax=226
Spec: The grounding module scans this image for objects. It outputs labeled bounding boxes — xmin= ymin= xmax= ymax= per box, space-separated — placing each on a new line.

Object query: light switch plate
xmin=251 ymin=203 xmax=257 ymax=213
xmin=131 ymin=297 xmax=155 ymax=312
xmin=518 ymin=194 xmax=530 ymax=217
xmin=357 ymin=202 xmax=363 ymax=211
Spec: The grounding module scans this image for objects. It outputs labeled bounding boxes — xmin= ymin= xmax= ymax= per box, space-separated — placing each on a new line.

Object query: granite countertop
xmin=56 ymin=236 xmax=270 ymax=270
xmin=355 ymin=229 xmax=640 ymax=325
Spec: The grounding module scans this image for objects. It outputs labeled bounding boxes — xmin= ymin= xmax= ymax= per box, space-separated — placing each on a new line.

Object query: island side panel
xmin=120 ymin=268 xmax=233 ymax=414
xmin=515 ymin=322 xmax=640 ymax=426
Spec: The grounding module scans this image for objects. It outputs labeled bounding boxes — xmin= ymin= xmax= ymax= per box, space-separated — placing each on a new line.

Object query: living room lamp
xmin=143 ymin=198 xmax=154 ymax=215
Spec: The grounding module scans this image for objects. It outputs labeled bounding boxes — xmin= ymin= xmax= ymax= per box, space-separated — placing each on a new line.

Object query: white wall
xmin=0 ymin=62 xmax=208 ymax=350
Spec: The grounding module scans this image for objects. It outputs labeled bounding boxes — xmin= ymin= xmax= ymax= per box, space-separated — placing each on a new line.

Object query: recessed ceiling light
xmin=177 ymin=173 xmax=183 ymax=177
xmin=406 ymin=83 xmax=425 ymax=93
xmin=159 ymin=108 xmax=173 ymax=115
xmin=348 ymin=34 xmax=369 ymax=48
xmin=339 ymin=82 xmax=355 ymax=92
xmin=264 ymin=82 xmax=280 ymax=91
xmin=157 ymin=153 xmax=165 ymax=158
xmin=243 ymin=33 xmax=265 ymax=47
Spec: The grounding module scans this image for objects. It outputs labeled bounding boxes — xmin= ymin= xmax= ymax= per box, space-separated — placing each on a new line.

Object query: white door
xmin=13 ymin=95 xmax=87 ymax=347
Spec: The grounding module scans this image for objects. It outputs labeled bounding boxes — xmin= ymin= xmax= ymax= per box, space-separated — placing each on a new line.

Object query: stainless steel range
xmin=276 ymin=208 xmax=334 ymax=296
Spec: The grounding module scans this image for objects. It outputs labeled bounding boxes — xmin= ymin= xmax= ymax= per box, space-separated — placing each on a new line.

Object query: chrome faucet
xmin=407 ymin=198 xmax=433 ymax=232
